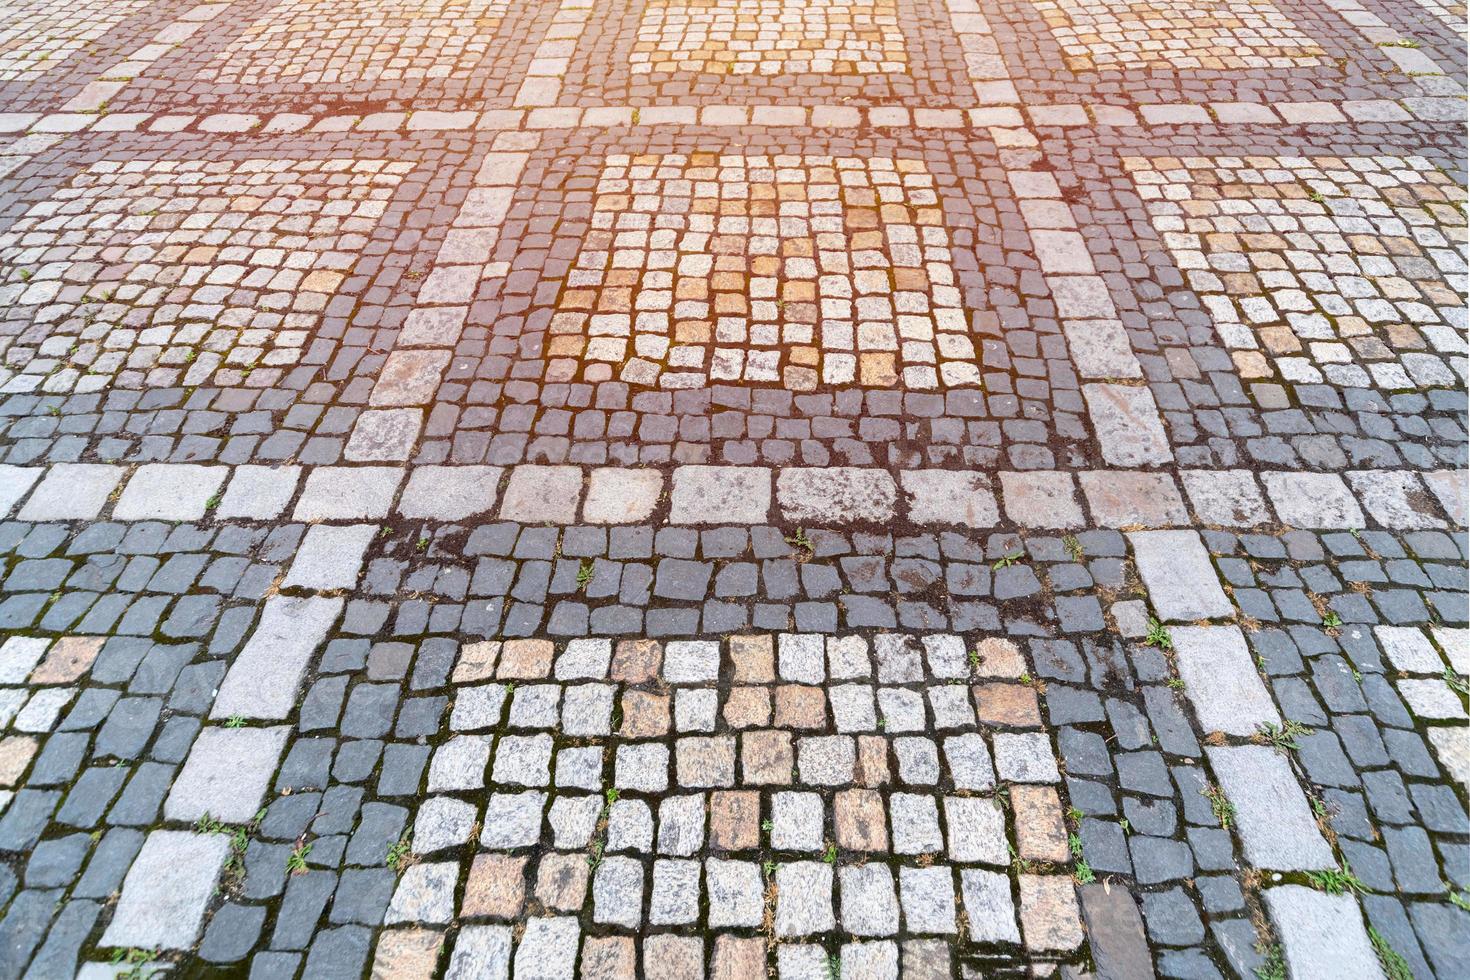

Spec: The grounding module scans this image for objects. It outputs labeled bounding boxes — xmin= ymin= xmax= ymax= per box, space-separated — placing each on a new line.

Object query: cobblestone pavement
xmin=0 ymin=2 xmax=1466 ymax=979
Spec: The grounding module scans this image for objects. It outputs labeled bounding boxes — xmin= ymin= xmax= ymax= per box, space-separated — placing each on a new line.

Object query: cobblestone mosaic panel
xmin=988 ymin=0 xmax=1443 ymax=104
xmin=0 ymin=156 xmax=411 ymax=395
xmin=632 ymin=0 xmax=909 ymax=78
xmin=0 ymin=0 xmax=153 ymax=81
xmin=563 ymin=0 xmax=978 ymax=105
xmin=1129 ymin=153 xmax=1468 ymax=394
xmin=550 ymin=152 xmax=975 ymax=392
xmin=204 ymin=0 xmax=512 ymax=86
xmin=1029 ymin=0 xmax=1326 ymax=72
xmin=106 ymin=0 xmax=554 ymax=113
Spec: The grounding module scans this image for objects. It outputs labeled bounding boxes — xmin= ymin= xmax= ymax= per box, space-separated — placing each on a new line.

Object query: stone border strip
xmin=349 ymin=132 xmax=540 ymax=461
xmin=0 ymin=463 xmax=1462 ymax=531
xmin=59 ymin=1 xmax=235 ymax=113
xmin=514 ymin=0 xmax=594 ymax=108
xmin=944 ymin=0 xmax=1017 ymax=105
xmin=1323 ymin=0 xmax=1466 ymax=82
xmin=1 ymin=97 xmax=1463 ymax=140
xmin=1012 ymin=170 xmax=1175 ymax=471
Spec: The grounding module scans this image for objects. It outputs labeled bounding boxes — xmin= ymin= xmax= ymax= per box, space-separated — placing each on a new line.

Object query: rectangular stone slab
xmin=1172 ymin=625 xmax=1281 ymax=737
xmin=101 ymin=830 xmax=228 ymax=950
xmin=1207 ymin=745 xmax=1336 ymax=872
xmin=211 ymin=595 xmax=343 ymax=721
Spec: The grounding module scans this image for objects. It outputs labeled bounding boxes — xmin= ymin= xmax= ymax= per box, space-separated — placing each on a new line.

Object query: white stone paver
xmin=1207 ymin=745 xmax=1337 ymax=872
xmin=101 ymin=830 xmax=230 ymax=950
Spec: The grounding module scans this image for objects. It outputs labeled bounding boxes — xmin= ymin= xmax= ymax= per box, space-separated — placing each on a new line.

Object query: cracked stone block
xmin=1082 ymin=384 xmax=1173 ymax=467
xmin=1062 ymin=318 xmax=1142 ymax=379
xmin=370 ymin=350 xmax=451 ymax=407
xmin=1262 ymin=473 xmax=1365 ymax=530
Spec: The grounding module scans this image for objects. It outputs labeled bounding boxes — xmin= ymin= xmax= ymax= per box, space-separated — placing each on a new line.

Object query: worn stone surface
xmin=0 ymin=4 xmax=1464 ymax=977
xmin=101 ymin=831 xmax=229 ymax=950
xmin=1208 ymin=745 xmax=1337 ymax=872
xmin=1171 ymin=626 xmax=1281 ymax=736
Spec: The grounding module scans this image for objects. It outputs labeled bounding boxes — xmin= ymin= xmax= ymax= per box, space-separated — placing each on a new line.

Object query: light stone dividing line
xmin=1 ymin=463 xmax=1465 ymax=532
xmin=513 ymin=0 xmax=594 ymax=107
xmin=4 ymin=96 xmax=1465 ymax=141
xmin=101 ymin=513 xmax=361 ymax=951
xmin=60 ymin=2 xmax=235 ymax=114
xmin=1375 ymin=624 xmax=1470 ymax=782
xmin=350 ymin=135 xmax=539 ymax=462
xmin=1045 ymin=264 xmax=1163 ymax=474
xmin=943 ymin=0 xmax=1016 ymax=104
xmin=1323 ymin=0 xmax=1465 ymax=87
xmin=1009 ymin=167 xmax=1145 ymax=389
